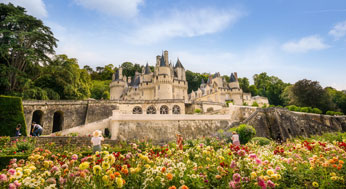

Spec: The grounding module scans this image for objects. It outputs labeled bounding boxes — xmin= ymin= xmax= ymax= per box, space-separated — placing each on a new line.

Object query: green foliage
xmin=243 ymin=102 xmax=248 ymax=106
xmin=229 ymin=124 xmax=256 ymax=144
xmin=251 ymin=137 xmax=271 ymax=146
xmin=252 ymin=101 xmax=259 ymax=107
xmin=286 ymin=105 xmax=323 ymax=114
xmin=238 ymin=77 xmax=250 ymax=93
xmin=0 ymin=95 xmax=27 ymax=136
xmin=290 ymin=79 xmax=335 ymax=112
xmin=261 ymin=103 xmax=267 ymax=108
xmin=0 ymin=136 xmax=10 ymax=147
xmin=326 ymin=87 xmax=346 ymax=114
xmin=90 ymin=80 xmax=111 ymax=100
xmin=0 ymin=3 xmax=57 ymax=94
xmin=326 ymin=111 xmax=344 ymax=116
xmin=194 ymin=108 xmax=201 ymax=114
xmin=312 ymin=108 xmax=322 ymax=114
xmin=16 ymin=140 xmax=34 ymax=152
xmin=300 ymin=107 xmax=309 ymax=112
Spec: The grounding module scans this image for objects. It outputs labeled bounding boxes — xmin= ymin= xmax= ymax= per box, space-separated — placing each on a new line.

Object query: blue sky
xmin=2 ymin=0 xmax=346 ymax=90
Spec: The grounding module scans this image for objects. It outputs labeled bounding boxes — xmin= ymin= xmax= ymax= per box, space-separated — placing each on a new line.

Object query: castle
xmin=109 ymin=50 xmax=268 ymax=114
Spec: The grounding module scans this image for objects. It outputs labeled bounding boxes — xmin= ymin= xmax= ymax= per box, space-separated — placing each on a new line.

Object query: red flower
xmin=13 ymin=151 xmax=16 ymax=154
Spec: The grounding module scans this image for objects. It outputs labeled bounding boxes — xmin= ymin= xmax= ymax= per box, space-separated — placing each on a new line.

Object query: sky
xmin=2 ymin=0 xmax=346 ymax=90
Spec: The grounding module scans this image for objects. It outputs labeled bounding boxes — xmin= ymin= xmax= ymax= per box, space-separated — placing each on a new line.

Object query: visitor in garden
xmin=91 ymin=130 xmax=104 ymax=153
xmin=231 ymin=131 xmax=240 ymax=146
xmin=15 ymin=124 xmax=21 ymax=137
xmin=176 ymin=134 xmax=183 ymax=150
xmin=31 ymin=122 xmax=43 ymax=136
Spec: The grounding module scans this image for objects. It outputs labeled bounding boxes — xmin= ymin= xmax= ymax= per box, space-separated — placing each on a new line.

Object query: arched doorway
xmin=52 ymin=111 xmax=64 ymax=133
xmin=31 ymin=110 xmax=43 ymax=135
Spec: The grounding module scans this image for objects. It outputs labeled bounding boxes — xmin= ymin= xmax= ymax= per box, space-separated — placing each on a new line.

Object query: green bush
xmin=312 ymin=108 xmax=322 ymax=114
xmin=261 ymin=103 xmax=267 ymax=108
xmin=194 ymin=109 xmax=201 ymax=114
xmin=243 ymin=102 xmax=248 ymax=106
xmin=16 ymin=140 xmax=34 ymax=152
xmin=326 ymin=111 xmax=344 ymax=116
xmin=251 ymin=137 xmax=271 ymax=146
xmin=252 ymin=101 xmax=259 ymax=107
xmin=269 ymin=105 xmax=275 ymax=108
xmin=0 ymin=96 xmax=27 ymax=136
xmin=229 ymin=124 xmax=256 ymax=144
xmin=300 ymin=107 xmax=309 ymax=113
xmin=0 ymin=136 xmax=10 ymax=147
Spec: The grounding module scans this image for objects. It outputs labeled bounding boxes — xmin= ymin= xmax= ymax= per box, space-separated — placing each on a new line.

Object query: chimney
xmin=156 ymin=55 xmax=160 ymax=66
xmin=164 ymin=50 xmax=169 ymax=66
xmin=234 ymin=72 xmax=238 ymax=80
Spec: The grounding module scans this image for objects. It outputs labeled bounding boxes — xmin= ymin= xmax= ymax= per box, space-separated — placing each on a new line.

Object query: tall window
xmin=133 ymin=106 xmax=143 ymax=114
xmin=147 ymin=106 xmax=156 ymax=114
xmin=160 ymin=105 xmax=169 ymax=114
xmin=172 ymin=105 xmax=181 ymax=114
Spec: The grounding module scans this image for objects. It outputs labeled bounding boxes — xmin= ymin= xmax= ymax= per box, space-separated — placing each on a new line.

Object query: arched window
xmin=172 ymin=105 xmax=181 ymax=114
xmin=147 ymin=105 xmax=156 ymax=114
xmin=160 ymin=105 xmax=169 ymax=114
xmin=132 ymin=106 xmax=143 ymax=114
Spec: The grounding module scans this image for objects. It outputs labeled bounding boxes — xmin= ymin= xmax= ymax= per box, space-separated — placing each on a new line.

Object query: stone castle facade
xmin=110 ymin=50 xmax=188 ymax=101
xmin=109 ymin=50 xmax=268 ymax=114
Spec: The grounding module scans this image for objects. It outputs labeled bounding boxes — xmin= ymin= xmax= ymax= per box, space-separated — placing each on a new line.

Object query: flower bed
xmin=0 ymin=133 xmax=345 ymax=188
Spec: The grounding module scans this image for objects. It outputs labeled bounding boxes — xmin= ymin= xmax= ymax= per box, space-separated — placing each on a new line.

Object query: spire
xmin=114 ymin=69 xmax=120 ymax=80
xmin=230 ymin=73 xmax=236 ymax=82
xmin=213 ymin=72 xmax=220 ymax=78
xmin=174 ymin=58 xmax=184 ymax=69
xmin=144 ymin=63 xmax=151 ymax=74
xmin=160 ymin=52 xmax=166 ymax=67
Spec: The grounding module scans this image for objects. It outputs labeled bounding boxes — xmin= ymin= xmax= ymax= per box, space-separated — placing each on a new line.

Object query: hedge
xmin=0 ymin=155 xmax=28 ymax=170
xmin=0 ymin=95 xmax=27 ymax=136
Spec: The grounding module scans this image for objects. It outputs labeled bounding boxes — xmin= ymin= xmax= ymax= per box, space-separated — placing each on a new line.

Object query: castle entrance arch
xmin=52 ymin=111 xmax=64 ymax=133
xmin=31 ymin=110 xmax=43 ymax=135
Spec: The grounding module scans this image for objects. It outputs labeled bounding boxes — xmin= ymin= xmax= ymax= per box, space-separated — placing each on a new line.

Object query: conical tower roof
xmin=174 ymin=58 xmax=184 ymax=69
xmin=144 ymin=63 xmax=151 ymax=74
xmin=230 ymin=73 xmax=236 ymax=82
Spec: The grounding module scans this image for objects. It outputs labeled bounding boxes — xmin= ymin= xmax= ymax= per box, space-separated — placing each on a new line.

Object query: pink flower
xmin=255 ymin=158 xmax=262 ymax=165
xmin=50 ymin=166 xmax=59 ymax=173
xmin=59 ymin=177 xmax=66 ymax=185
xmin=258 ymin=177 xmax=267 ymax=189
xmin=14 ymin=180 xmax=21 ymax=187
xmin=229 ymin=181 xmax=237 ymax=189
xmin=71 ymin=154 xmax=78 ymax=160
xmin=0 ymin=174 xmax=8 ymax=182
xmin=275 ymin=166 xmax=281 ymax=171
xmin=267 ymin=180 xmax=275 ymax=188
xmin=61 ymin=164 xmax=68 ymax=169
xmin=233 ymin=173 xmax=241 ymax=183
xmin=237 ymin=150 xmax=246 ymax=156
xmin=9 ymin=159 xmax=17 ymax=164
xmin=263 ymin=160 xmax=269 ymax=165
xmin=249 ymin=153 xmax=257 ymax=159
xmin=230 ymin=161 xmax=236 ymax=169
xmin=8 ymin=169 xmax=16 ymax=175
xmin=46 ymin=177 xmax=56 ymax=184
xmin=9 ymin=183 xmax=16 ymax=189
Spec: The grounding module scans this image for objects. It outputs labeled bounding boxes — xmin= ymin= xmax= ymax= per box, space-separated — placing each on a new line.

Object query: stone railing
xmin=10 ymin=136 xmax=118 ymax=146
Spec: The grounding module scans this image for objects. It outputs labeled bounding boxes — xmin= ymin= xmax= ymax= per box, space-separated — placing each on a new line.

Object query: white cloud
xmin=128 ymin=8 xmax=244 ymax=44
xmin=1 ymin=0 xmax=47 ymax=18
xmin=74 ymin=0 xmax=143 ymax=18
xmin=281 ymin=35 xmax=329 ymax=53
xmin=329 ymin=20 xmax=346 ymax=40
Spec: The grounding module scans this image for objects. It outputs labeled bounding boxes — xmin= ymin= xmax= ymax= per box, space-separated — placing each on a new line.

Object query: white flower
xmin=180 ymin=180 xmax=185 ymax=185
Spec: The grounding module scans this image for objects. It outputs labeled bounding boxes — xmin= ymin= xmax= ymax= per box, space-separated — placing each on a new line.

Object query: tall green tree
xmin=290 ymin=79 xmax=335 ymax=112
xmin=238 ymin=77 xmax=250 ymax=93
xmin=325 ymin=87 xmax=346 ymax=114
xmin=0 ymin=3 xmax=57 ymax=94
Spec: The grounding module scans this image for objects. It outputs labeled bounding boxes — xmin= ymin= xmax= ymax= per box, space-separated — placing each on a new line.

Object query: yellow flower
xmin=331 ymin=176 xmax=338 ymax=181
xmin=266 ymin=169 xmax=274 ymax=176
xmin=144 ymin=164 xmax=150 ymax=169
xmin=102 ymin=162 xmax=111 ymax=170
xmin=14 ymin=171 xmax=23 ymax=179
xmin=116 ymin=177 xmax=123 ymax=188
xmin=24 ymin=169 xmax=32 ymax=175
xmin=330 ymin=172 xmax=336 ymax=177
xmin=215 ymin=175 xmax=222 ymax=179
xmin=263 ymin=176 xmax=269 ymax=181
xmin=102 ymin=175 xmax=109 ymax=183
xmin=93 ymin=165 xmax=102 ymax=175
xmin=312 ymin=182 xmax=319 ymax=187
xmin=250 ymin=172 xmax=257 ymax=179
xmin=79 ymin=162 xmax=90 ymax=170
xmin=29 ymin=165 xmax=36 ymax=171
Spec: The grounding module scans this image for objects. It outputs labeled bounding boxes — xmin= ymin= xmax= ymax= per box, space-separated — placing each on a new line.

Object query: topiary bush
xmin=229 ymin=124 xmax=256 ymax=144
xmin=252 ymin=101 xmax=259 ymax=107
xmin=312 ymin=108 xmax=322 ymax=114
xmin=326 ymin=111 xmax=344 ymax=116
xmin=0 ymin=96 xmax=27 ymax=136
xmin=194 ymin=109 xmax=201 ymax=114
xmin=251 ymin=137 xmax=271 ymax=146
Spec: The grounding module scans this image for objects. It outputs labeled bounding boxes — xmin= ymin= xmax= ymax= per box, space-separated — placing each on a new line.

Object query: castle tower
xmin=174 ymin=58 xmax=186 ymax=80
xmin=228 ymin=72 xmax=240 ymax=89
xmin=109 ymin=67 xmax=126 ymax=100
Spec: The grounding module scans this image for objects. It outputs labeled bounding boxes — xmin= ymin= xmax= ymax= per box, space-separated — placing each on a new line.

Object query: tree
xmin=290 ymin=79 xmax=335 ymax=112
xmin=33 ymin=55 xmax=91 ymax=100
xmin=325 ymin=87 xmax=346 ymax=114
xmin=238 ymin=77 xmax=250 ymax=93
xmin=0 ymin=3 xmax=57 ymax=94
xmin=90 ymin=80 xmax=111 ymax=100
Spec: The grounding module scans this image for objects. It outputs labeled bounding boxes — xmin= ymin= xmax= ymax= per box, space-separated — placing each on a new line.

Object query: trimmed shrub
xmin=300 ymin=107 xmax=309 ymax=113
xmin=261 ymin=103 xmax=267 ymax=108
xmin=229 ymin=124 xmax=256 ymax=144
xmin=252 ymin=101 xmax=259 ymax=107
xmin=0 ymin=96 xmax=27 ymax=136
xmin=269 ymin=105 xmax=275 ymax=108
xmin=252 ymin=137 xmax=271 ymax=146
xmin=194 ymin=109 xmax=201 ymax=114
xmin=326 ymin=111 xmax=344 ymax=116
xmin=312 ymin=108 xmax=322 ymax=114
xmin=243 ymin=102 xmax=248 ymax=106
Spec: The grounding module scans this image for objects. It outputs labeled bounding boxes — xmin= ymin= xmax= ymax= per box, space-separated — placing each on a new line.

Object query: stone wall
xmin=243 ymin=108 xmax=346 ymax=141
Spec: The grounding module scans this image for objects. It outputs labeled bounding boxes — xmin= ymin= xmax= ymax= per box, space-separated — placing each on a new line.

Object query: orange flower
xmin=121 ymin=168 xmax=129 ymax=174
xmin=166 ymin=173 xmax=173 ymax=180
xmin=123 ymin=179 xmax=126 ymax=184
xmin=114 ymin=172 xmax=121 ymax=177
xmin=109 ymin=173 xmax=116 ymax=180
xmin=181 ymin=185 xmax=189 ymax=189
xmin=162 ymin=167 xmax=166 ymax=173
xmin=333 ymin=164 xmax=338 ymax=168
xmin=80 ymin=171 xmax=86 ymax=178
xmin=215 ymin=175 xmax=222 ymax=179
xmin=337 ymin=164 xmax=343 ymax=170
xmin=168 ymin=186 xmax=176 ymax=189
xmin=339 ymin=160 xmax=344 ymax=164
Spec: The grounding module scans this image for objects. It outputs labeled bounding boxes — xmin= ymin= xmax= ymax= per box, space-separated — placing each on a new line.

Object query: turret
xmin=109 ymin=67 xmax=126 ymax=100
xmin=174 ymin=58 xmax=186 ymax=80
xmin=228 ymin=73 xmax=240 ymax=89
